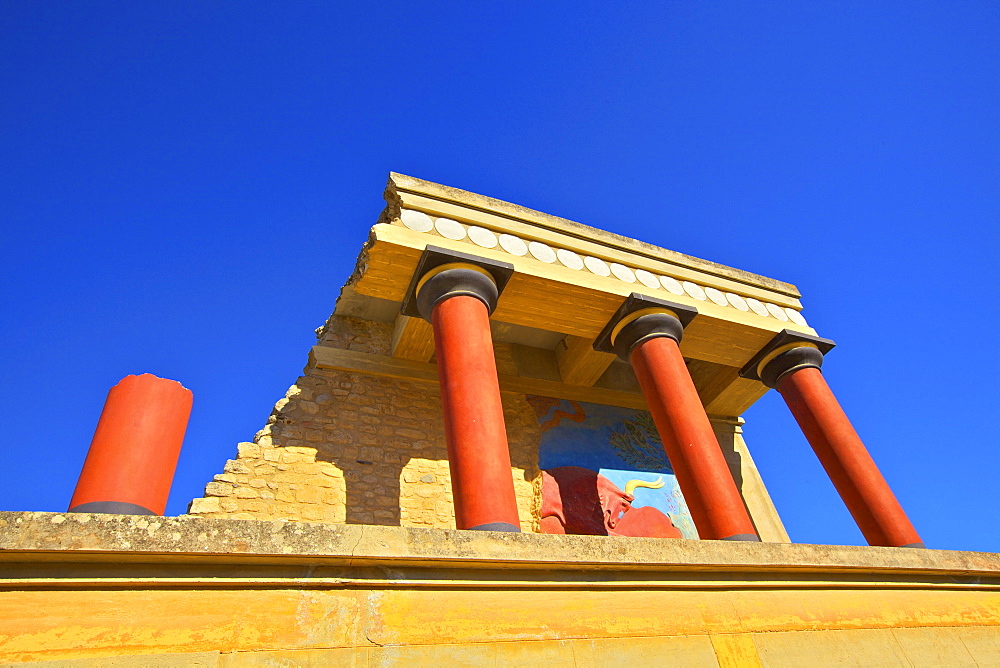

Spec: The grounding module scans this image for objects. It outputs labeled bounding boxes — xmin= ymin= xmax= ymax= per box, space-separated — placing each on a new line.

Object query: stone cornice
xmin=385 ymin=172 xmax=802 ymax=300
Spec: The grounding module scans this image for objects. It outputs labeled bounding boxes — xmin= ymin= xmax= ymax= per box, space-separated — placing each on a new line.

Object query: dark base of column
xmin=719 ymin=533 xmax=761 ymax=541
xmin=68 ymin=501 xmax=157 ymax=515
xmin=466 ymin=522 xmax=521 ymax=532
xmin=898 ymin=542 xmax=926 ymax=549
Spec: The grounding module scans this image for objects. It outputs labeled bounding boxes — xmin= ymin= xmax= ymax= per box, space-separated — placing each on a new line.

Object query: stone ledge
xmin=1 ymin=512 xmax=997 ymax=579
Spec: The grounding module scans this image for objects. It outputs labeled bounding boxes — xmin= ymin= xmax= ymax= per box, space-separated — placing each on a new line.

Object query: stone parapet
xmin=2 ymin=512 xmax=999 ymax=665
xmin=2 ymin=512 xmax=996 ymax=575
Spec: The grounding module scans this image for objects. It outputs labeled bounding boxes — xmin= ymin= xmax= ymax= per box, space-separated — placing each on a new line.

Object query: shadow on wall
xmin=301 ymin=371 xmax=541 ymax=528
xmin=246 ymin=315 xmax=543 ymax=529
xmin=193 ymin=316 xmax=746 ymax=533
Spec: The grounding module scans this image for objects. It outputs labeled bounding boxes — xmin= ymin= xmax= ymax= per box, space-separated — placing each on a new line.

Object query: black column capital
xmin=401 ymin=245 xmax=514 ymax=322
xmin=593 ymin=293 xmax=698 ymax=361
xmin=739 ymin=329 xmax=837 ymax=388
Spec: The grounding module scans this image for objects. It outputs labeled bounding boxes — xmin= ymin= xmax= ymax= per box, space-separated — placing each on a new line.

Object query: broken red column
xmin=69 ymin=373 xmax=193 ymax=516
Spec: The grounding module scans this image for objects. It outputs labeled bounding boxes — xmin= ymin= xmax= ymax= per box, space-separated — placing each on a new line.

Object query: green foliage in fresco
xmin=607 ymin=412 xmax=672 ymax=472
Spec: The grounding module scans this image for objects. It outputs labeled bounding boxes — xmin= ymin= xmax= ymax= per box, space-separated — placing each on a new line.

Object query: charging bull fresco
xmin=527 ymin=396 xmax=698 ymax=539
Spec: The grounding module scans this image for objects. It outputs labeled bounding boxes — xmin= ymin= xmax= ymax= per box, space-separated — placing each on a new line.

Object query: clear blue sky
xmin=2 ymin=3 xmax=997 ymax=552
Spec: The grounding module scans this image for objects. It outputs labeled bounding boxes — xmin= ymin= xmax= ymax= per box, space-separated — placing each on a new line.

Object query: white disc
xmin=556 ymin=248 xmax=584 ymax=270
xmin=683 ymin=281 xmax=707 ymax=300
xmin=635 ymin=269 xmax=660 ymax=289
xmin=766 ymin=303 xmax=790 ymax=321
xmin=467 ymin=226 xmax=498 ymax=248
xmin=583 ymin=256 xmax=611 ymax=276
xmin=746 ymin=298 xmax=769 ymax=317
xmin=786 ymin=308 xmax=808 ymax=326
xmin=528 ymin=241 xmax=557 ymax=263
xmin=726 ymin=292 xmax=750 ymax=311
xmin=434 ymin=217 xmax=466 ymax=240
xmin=498 ymin=233 xmax=528 ymax=256
xmin=659 ymin=275 xmax=684 ymax=295
xmin=610 ymin=263 xmax=636 ymax=283
xmin=705 ymin=287 xmax=728 ymax=306
xmin=400 ymin=209 xmax=433 ymax=232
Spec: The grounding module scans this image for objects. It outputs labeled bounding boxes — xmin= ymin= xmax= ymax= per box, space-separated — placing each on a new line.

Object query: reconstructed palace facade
xmin=2 ymin=174 xmax=998 ymax=666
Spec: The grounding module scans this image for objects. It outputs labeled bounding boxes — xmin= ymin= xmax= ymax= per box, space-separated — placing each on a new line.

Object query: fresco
xmin=527 ymin=395 xmax=698 ymax=540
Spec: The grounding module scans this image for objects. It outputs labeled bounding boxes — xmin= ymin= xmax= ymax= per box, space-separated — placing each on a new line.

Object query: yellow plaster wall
xmin=4 ymin=583 xmax=1000 ymax=665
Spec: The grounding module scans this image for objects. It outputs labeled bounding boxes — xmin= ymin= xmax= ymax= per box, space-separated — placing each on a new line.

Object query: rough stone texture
xmin=3 ymin=511 xmax=999 ymax=574
xmin=186 ymin=315 xmax=542 ymax=531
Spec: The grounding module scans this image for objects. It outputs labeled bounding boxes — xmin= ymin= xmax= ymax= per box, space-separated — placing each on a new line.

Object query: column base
xmin=466 ymin=522 xmax=521 ymax=532
xmin=899 ymin=542 xmax=926 ymax=549
xmin=719 ymin=533 xmax=762 ymax=542
xmin=68 ymin=501 xmax=157 ymax=515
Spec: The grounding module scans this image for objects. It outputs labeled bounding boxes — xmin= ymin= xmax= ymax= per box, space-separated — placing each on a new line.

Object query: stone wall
xmin=187 ymin=315 xmax=542 ymax=531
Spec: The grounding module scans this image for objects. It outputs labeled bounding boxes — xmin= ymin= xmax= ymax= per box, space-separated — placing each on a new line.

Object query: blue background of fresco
xmin=532 ymin=397 xmax=698 ymax=539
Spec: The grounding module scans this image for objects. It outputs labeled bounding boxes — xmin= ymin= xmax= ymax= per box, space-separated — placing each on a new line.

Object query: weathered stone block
xmin=296 ymin=487 xmax=321 ymax=504
xmin=236 ymin=443 xmax=261 ymax=459
xmin=204 ymin=481 xmax=234 ymax=497
xmin=223 ymin=459 xmax=250 ymax=475
xmin=188 ymin=497 xmax=221 ymax=514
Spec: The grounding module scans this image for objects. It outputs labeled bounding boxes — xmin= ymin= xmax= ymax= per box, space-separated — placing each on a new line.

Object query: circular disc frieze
xmin=659 ymin=275 xmax=684 ymax=295
xmin=400 ymin=210 xmax=433 ymax=232
xmin=746 ymin=298 xmax=769 ymax=317
xmin=528 ymin=241 xmax=557 ymax=263
xmin=682 ymin=281 xmax=707 ymax=300
xmin=786 ymin=308 xmax=808 ymax=326
xmin=498 ymin=233 xmax=528 ymax=256
xmin=705 ymin=287 xmax=728 ymax=306
xmin=766 ymin=303 xmax=790 ymax=321
xmin=467 ymin=226 xmax=498 ymax=248
xmin=635 ymin=269 xmax=660 ymax=289
xmin=556 ymin=248 xmax=584 ymax=270
xmin=583 ymin=256 xmax=611 ymax=276
xmin=726 ymin=293 xmax=750 ymax=311
xmin=610 ymin=263 xmax=636 ymax=283
xmin=434 ymin=217 xmax=467 ymax=240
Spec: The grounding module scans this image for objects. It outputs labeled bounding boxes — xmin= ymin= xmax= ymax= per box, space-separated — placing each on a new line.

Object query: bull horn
xmin=625 ymin=476 xmax=665 ymax=496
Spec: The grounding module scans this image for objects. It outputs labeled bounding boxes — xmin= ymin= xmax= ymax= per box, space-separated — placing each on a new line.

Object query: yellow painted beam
xmin=555 ymin=335 xmax=616 ymax=387
xmin=391 ymin=314 xmax=435 ymax=362
xmin=353 ymin=224 xmax=815 ymax=371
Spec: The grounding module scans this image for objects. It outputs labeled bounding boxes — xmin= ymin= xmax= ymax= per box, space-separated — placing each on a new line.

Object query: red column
xmin=778 ymin=367 xmax=923 ymax=547
xmin=630 ymin=336 xmax=759 ymax=541
xmin=431 ymin=294 xmax=521 ymax=531
xmin=69 ymin=374 xmax=193 ymax=516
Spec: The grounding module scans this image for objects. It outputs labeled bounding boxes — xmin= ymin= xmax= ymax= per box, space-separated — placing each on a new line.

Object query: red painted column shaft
xmin=69 ymin=374 xmax=193 ymax=516
xmin=777 ymin=366 xmax=923 ymax=547
xmin=431 ymin=295 xmax=521 ymax=531
xmin=630 ymin=336 xmax=759 ymax=540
